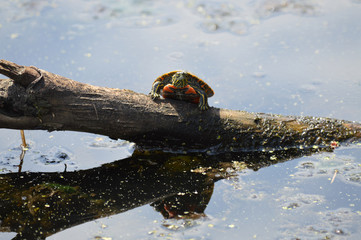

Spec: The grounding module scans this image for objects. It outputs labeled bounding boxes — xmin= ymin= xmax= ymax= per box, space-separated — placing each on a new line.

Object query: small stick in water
xmin=330 ymin=169 xmax=338 ymax=184
xmin=20 ymin=130 xmax=27 ymax=148
xmin=19 ymin=130 xmax=28 ymax=172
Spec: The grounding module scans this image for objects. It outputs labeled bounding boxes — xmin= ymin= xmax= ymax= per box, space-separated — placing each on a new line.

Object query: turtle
xmin=150 ymin=71 xmax=214 ymax=110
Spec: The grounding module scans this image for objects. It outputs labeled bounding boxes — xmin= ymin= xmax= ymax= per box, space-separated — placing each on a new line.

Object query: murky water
xmin=1 ymin=0 xmax=361 ymax=239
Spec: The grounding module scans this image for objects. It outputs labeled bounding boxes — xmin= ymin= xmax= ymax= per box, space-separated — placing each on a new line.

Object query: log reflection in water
xmin=0 ymin=147 xmax=330 ymax=239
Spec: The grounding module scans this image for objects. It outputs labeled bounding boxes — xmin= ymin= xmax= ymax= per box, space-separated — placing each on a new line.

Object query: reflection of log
xmin=1 ymin=59 xmax=360 ymax=151
xmin=0 ymin=151 xmax=217 ymax=239
xmin=0 ymin=148 xmax=325 ymax=239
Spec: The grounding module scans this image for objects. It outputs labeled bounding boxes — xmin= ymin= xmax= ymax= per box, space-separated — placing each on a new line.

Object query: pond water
xmin=1 ymin=0 xmax=361 ymax=239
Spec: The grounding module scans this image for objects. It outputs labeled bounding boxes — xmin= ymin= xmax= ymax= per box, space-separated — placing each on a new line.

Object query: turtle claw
xmin=198 ymin=95 xmax=209 ymax=111
xmin=150 ymin=92 xmax=160 ymax=100
xmin=198 ymin=103 xmax=209 ymax=111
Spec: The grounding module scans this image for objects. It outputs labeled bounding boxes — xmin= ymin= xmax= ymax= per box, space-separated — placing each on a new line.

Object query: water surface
xmin=1 ymin=0 xmax=361 ymax=239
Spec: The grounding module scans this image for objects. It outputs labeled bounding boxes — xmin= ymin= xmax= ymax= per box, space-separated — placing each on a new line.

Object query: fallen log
xmin=0 ymin=59 xmax=360 ymax=152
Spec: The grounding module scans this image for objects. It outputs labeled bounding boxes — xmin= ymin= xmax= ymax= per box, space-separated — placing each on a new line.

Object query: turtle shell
xmin=153 ymin=71 xmax=214 ymax=98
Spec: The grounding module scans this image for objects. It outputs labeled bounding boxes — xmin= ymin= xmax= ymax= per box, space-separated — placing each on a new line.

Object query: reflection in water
xmin=1 ymin=0 xmax=360 ymax=239
xmin=0 ymin=147 xmax=327 ymax=239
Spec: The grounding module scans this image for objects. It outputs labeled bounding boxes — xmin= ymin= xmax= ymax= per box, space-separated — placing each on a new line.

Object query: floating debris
xmin=330 ymin=169 xmax=338 ymax=184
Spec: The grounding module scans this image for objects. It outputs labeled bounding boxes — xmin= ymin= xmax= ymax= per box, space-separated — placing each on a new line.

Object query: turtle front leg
xmin=196 ymin=90 xmax=209 ymax=111
xmin=150 ymin=81 xmax=163 ymax=100
xmin=193 ymin=87 xmax=209 ymax=111
xmin=198 ymin=93 xmax=209 ymax=111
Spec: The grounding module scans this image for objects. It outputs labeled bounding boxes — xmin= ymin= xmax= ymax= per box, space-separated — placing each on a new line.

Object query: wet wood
xmin=1 ymin=59 xmax=360 ymax=151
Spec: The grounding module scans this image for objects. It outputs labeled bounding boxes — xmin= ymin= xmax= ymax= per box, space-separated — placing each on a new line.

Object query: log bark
xmin=1 ymin=59 xmax=360 ymax=152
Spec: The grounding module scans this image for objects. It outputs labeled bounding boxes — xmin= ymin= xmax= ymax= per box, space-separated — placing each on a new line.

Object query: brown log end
xmin=0 ymin=59 xmax=41 ymax=87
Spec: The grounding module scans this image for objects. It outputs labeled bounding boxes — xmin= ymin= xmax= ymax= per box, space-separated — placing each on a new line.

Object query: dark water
xmin=1 ymin=0 xmax=361 ymax=239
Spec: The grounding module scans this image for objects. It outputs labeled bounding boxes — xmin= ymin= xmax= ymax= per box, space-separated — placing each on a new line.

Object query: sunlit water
xmin=1 ymin=0 xmax=361 ymax=239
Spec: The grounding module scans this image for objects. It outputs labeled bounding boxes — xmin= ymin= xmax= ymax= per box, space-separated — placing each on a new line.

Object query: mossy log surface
xmin=1 ymin=60 xmax=360 ymax=152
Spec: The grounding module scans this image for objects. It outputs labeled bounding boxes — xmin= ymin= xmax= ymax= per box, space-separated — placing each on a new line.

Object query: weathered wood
xmin=1 ymin=59 xmax=360 ymax=151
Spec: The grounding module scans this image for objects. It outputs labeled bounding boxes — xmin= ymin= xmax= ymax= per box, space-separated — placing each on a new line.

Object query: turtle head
xmin=171 ymin=71 xmax=188 ymax=88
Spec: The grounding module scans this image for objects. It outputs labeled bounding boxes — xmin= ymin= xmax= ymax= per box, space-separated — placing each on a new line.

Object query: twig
xmin=330 ymin=169 xmax=338 ymax=184
xmin=18 ymin=130 xmax=28 ymax=172
xmin=20 ymin=130 xmax=27 ymax=148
